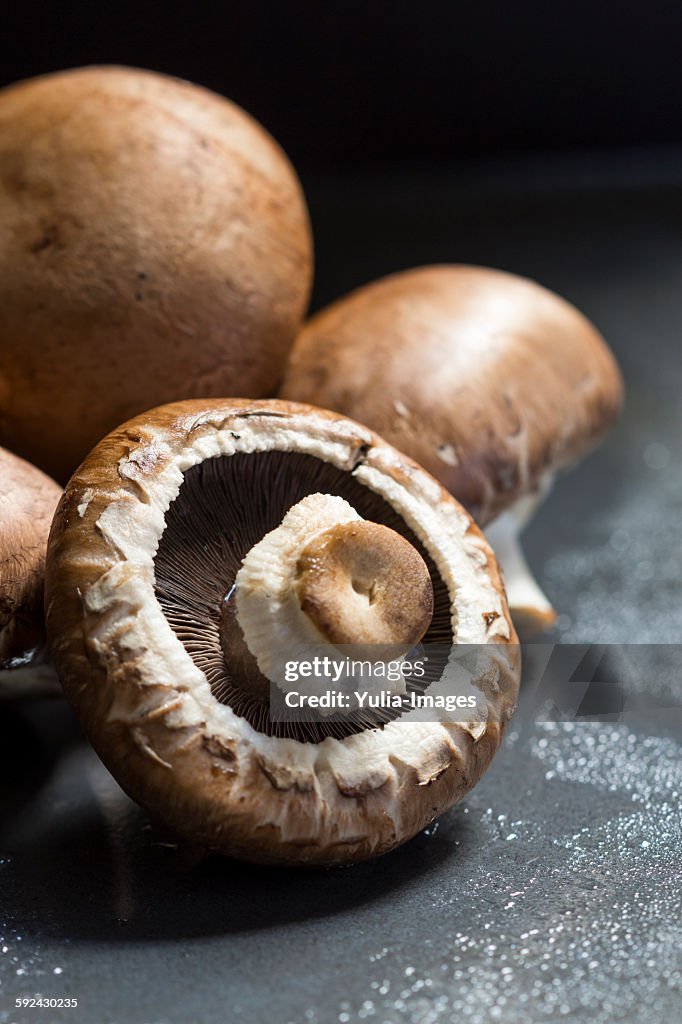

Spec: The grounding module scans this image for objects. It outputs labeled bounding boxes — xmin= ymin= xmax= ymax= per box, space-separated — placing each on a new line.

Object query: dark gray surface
xmin=2 ymin=154 xmax=681 ymax=1023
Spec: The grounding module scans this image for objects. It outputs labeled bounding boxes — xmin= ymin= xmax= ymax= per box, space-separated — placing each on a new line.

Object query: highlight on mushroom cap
xmin=44 ymin=398 xmax=520 ymax=866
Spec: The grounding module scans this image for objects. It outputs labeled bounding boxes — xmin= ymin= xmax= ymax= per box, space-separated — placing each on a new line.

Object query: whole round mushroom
xmin=279 ymin=265 xmax=624 ymax=632
xmin=0 ymin=65 xmax=313 ymax=482
xmin=0 ymin=447 xmax=61 ymax=698
xmin=45 ymin=398 xmax=520 ymax=866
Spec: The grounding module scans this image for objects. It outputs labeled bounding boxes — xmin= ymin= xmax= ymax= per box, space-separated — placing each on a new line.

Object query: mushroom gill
xmin=153 ymin=450 xmax=453 ymax=742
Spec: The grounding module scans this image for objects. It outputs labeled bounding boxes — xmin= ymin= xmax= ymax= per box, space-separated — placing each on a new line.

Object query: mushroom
xmin=45 ymin=398 xmax=520 ymax=866
xmin=0 ymin=65 xmax=312 ymax=482
xmin=0 ymin=447 xmax=62 ymax=698
xmin=279 ymin=265 xmax=624 ymax=632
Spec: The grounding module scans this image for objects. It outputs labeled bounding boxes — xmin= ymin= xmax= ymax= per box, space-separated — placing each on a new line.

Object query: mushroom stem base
xmin=485 ymin=508 xmax=556 ymax=638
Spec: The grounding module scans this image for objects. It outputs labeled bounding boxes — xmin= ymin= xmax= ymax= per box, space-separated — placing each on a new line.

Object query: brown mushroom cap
xmin=279 ymin=265 xmax=623 ymax=526
xmin=45 ymin=398 xmax=520 ymax=866
xmin=0 ymin=447 xmax=61 ymax=690
xmin=0 ymin=65 xmax=313 ymax=482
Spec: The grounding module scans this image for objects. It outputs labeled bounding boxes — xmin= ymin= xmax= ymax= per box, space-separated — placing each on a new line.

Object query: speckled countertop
xmin=1 ymin=153 xmax=681 ymax=1023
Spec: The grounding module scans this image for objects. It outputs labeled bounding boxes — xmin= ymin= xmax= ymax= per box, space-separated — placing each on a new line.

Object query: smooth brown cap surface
xmin=0 ymin=447 xmax=61 ymax=668
xmin=0 ymin=65 xmax=313 ymax=482
xmin=280 ymin=265 xmax=624 ymax=525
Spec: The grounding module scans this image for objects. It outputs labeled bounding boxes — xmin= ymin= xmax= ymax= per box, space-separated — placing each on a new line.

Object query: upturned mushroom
xmin=0 ymin=447 xmax=61 ymax=698
xmin=279 ymin=265 xmax=624 ymax=632
xmin=45 ymin=398 xmax=520 ymax=866
xmin=0 ymin=65 xmax=312 ymax=482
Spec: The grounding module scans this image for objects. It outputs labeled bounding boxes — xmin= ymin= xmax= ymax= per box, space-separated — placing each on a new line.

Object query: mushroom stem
xmin=232 ymin=493 xmax=434 ymax=689
xmin=295 ymin=518 xmax=434 ymax=647
xmin=484 ymin=502 xmax=557 ymax=637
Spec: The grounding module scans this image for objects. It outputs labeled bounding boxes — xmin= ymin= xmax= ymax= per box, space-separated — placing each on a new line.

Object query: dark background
xmin=3 ymin=0 xmax=682 ymax=177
